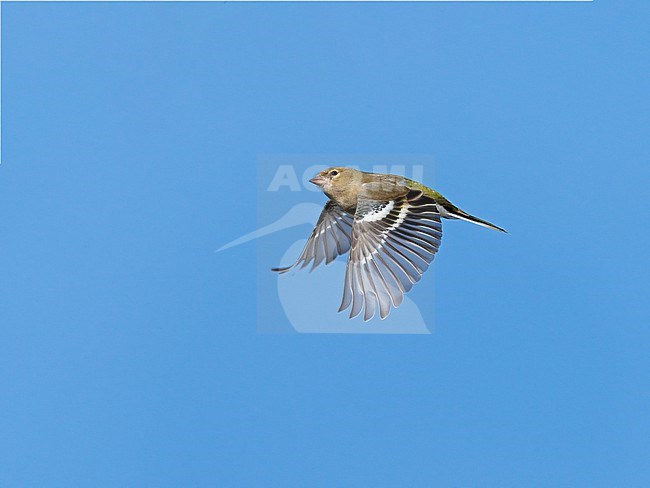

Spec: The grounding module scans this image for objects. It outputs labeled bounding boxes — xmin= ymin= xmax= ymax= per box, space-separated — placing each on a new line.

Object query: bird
xmin=272 ymin=167 xmax=506 ymax=321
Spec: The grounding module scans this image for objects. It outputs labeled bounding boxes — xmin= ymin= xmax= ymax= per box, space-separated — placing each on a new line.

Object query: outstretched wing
xmin=272 ymin=201 xmax=354 ymax=274
xmin=340 ymin=188 xmax=442 ymax=321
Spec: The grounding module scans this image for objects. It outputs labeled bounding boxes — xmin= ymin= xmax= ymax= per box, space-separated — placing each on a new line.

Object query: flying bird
xmin=272 ymin=167 xmax=506 ymax=321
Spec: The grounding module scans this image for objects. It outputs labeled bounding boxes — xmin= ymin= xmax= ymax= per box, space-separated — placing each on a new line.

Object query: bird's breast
xmin=325 ymin=191 xmax=358 ymax=215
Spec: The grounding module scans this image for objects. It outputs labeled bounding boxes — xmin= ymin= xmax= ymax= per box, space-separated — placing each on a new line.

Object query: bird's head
xmin=309 ymin=167 xmax=361 ymax=194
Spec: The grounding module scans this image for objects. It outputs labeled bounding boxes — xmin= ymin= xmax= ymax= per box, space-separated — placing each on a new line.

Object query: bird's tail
xmin=443 ymin=207 xmax=507 ymax=233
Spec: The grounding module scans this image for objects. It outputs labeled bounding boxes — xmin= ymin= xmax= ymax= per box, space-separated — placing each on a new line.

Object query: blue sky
xmin=1 ymin=2 xmax=649 ymax=486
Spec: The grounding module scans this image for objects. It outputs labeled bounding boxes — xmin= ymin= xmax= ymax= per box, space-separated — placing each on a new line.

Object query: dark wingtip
xmin=271 ymin=266 xmax=290 ymax=274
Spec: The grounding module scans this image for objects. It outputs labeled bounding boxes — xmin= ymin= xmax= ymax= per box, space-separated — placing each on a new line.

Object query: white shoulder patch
xmin=361 ymin=201 xmax=395 ymax=222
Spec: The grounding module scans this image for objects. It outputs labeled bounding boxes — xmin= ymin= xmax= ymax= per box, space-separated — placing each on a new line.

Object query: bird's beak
xmin=309 ymin=175 xmax=327 ymax=187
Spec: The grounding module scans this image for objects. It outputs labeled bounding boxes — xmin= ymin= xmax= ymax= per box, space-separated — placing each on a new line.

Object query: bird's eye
xmin=330 ymin=170 xmax=339 ymax=177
